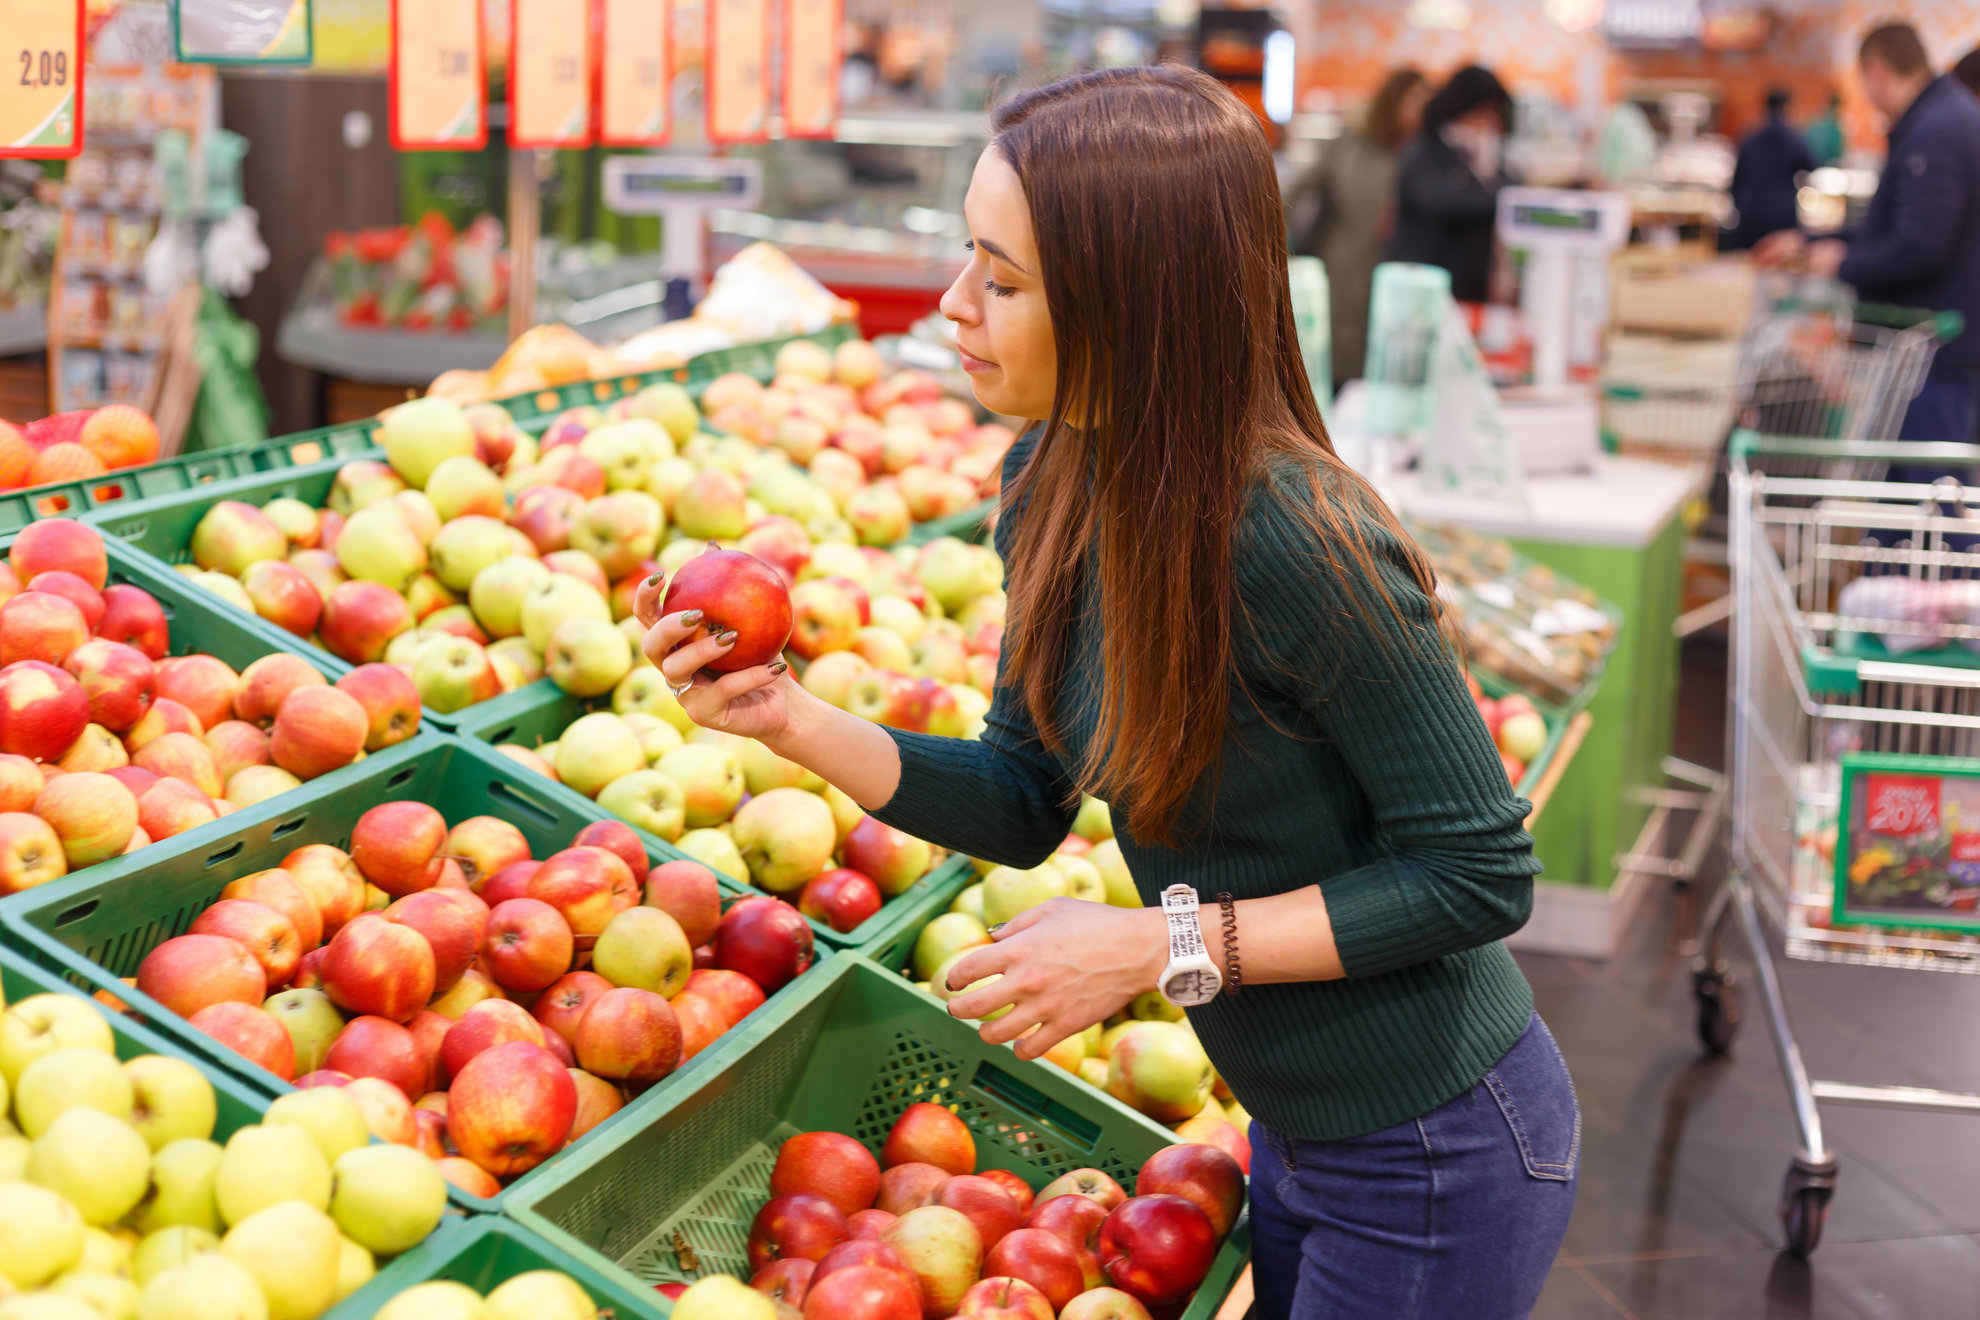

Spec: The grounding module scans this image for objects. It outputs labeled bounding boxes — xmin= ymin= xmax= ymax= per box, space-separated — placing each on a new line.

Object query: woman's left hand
xmin=943 ymin=898 xmax=1169 ymax=1060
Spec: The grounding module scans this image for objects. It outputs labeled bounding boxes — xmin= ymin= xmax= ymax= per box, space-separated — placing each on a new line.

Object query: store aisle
xmin=1522 ymin=638 xmax=1980 ymax=1320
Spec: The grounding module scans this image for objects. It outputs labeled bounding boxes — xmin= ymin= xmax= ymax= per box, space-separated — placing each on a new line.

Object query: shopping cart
xmin=1696 ymin=431 xmax=1980 ymax=1256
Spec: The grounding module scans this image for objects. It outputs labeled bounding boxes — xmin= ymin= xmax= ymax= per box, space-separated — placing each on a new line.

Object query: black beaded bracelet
xmin=1216 ymin=891 xmax=1241 ymax=995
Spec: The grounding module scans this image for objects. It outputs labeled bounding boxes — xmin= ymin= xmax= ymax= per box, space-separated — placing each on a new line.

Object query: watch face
xmin=1162 ymin=968 xmax=1220 ymax=1007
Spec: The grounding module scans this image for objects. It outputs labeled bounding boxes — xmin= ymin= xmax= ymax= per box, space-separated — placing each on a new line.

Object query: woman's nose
xmin=939 ymin=266 xmax=977 ymax=326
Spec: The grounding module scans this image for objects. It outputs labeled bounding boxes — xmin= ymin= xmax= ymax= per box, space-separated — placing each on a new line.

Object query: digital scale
xmin=1495 ymin=186 xmax=1632 ymax=392
xmin=602 ymin=156 xmax=763 ymax=314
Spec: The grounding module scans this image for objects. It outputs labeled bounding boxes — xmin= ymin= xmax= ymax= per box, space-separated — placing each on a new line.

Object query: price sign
xmin=706 ymin=0 xmax=771 ymax=145
xmin=390 ymin=0 xmax=484 ymax=150
xmin=0 ymin=0 xmax=82 ymax=160
xmin=1835 ymin=753 xmax=1980 ymax=932
xmin=782 ymin=0 xmax=842 ymax=140
xmin=509 ymin=0 xmax=594 ymax=148
xmin=599 ymin=0 xmax=672 ymax=147
xmin=173 ymin=0 xmax=314 ymax=65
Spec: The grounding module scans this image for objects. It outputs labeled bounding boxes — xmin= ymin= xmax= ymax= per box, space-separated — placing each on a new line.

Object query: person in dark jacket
xmin=1383 ymin=65 xmax=1512 ymax=304
xmin=1761 ymin=23 xmax=1980 ymax=453
xmin=1955 ymin=47 xmax=1980 ymax=99
xmin=1720 ymin=88 xmax=1815 ymax=251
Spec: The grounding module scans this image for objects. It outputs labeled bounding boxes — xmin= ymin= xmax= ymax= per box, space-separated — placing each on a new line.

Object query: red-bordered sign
xmin=389 ymin=0 xmax=487 ymax=151
xmin=509 ymin=0 xmax=596 ymax=148
xmin=0 ymin=0 xmax=85 ymax=161
xmin=782 ymin=0 xmax=842 ymax=140
xmin=598 ymin=0 xmax=672 ymax=147
xmin=706 ymin=0 xmax=772 ymax=146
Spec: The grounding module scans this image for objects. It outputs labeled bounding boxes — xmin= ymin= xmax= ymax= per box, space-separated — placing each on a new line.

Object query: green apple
xmin=425 ymin=455 xmax=504 ymax=522
xmin=821 ymin=783 xmax=863 ymax=848
xmin=737 ymin=738 xmax=825 ymax=794
xmin=545 ymin=617 xmax=634 ymax=697
xmin=612 ymin=665 xmax=693 ymax=733
xmin=731 ymin=788 xmax=837 ymax=893
xmin=335 ymin=506 xmax=427 ymax=593
xmin=129 ymin=1226 xmax=220 ymax=1288
xmin=131 ymin=1137 xmax=224 ymax=1235
xmin=469 ymin=557 xmax=552 ymax=639
xmin=138 ymin=1251 xmax=268 ymax=1320
xmin=221 ymin=1201 xmax=340 ymax=1320
xmin=1077 ymin=1057 xmax=1109 ymax=1089
xmin=949 ymin=685 xmax=991 ymax=738
xmin=29 ymin=1109 xmax=150 ymax=1226
xmin=670 ymin=1274 xmax=773 ymax=1320
xmin=332 ymin=1237 xmax=374 ymax=1304
xmin=870 ymin=595 xmax=927 ymax=644
xmin=1105 ymin=1019 xmax=1214 ymax=1123
xmin=327 ymin=1144 xmax=447 ymax=1257
xmin=412 ymin=635 xmax=502 ymax=714
xmin=1073 ymin=796 xmax=1113 ymax=841
xmin=521 ymin=574 xmax=612 ymax=654
xmin=379 ymin=396 xmax=475 ymax=489
xmin=0 ymin=1181 xmax=85 ymax=1287
xmin=53 ymin=1269 xmax=141 ymax=1319
xmin=592 ymin=907 xmax=693 ymax=996
xmin=215 ymin=1125 xmax=331 ymax=1226
xmin=485 ymin=1269 xmax=602 ymax=1320
xmin=488 ymin=636 xmax=546 ymax=689
xmin=596 ymin=768 xmax=688 ymax=841
xmin=981 ymin=864 xmax=1067 ymax=926
xmin=374 ymin=1281 xmax=485 ymax=1320
xmin=553 ymin=713 xmax=647 ymax=799
xmin=124 ymin=1055 xmax=218 ymax=1151
xmin=0 ymin=1130 xmax=26 ymax=1178
xmin=655 ymin=744 xmax=744 ymax=829
xmin=948 ymin=884 xmax=986 ymax=924
xmin=15 ymin=1047 xmax=133 ymax=1138
xmin=263 ymin=1088 xmax=368 ymax=1168
xmin=676 ymin=828 xmax=746 ymax=881
xmin=1090 ymin=838 xmax=1139 ymax=908
xmin=618 ymin=712 xmax=684 ymax=764
xmin=76 ymin=1225 xmax=134 ymax=1276
xmin=260 ymin=990 xmax=345 ymax=1077
xmin=913 ymin=912 xmax=991 ymax=983
xmin=0 ymin=995 xmax=114 ymax=1089
xmin=579 ymin=421 xmax=663 ymax=492
xmin=1129 ymin=990 xmax=1184 ymax=1023
xmin=1052 ymin=854 xmax=1107 ymax=905
xmin=654 ymin=529 xmax=705 ymax=573
xmin=628 ymin=383 xmax=698 ymax=445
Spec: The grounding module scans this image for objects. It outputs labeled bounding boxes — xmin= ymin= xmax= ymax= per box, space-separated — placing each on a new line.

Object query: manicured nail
xmin=988 ymin=922 xmax=1006 ymax=936
xmin=680 ymin=609 xmax=703 ymax=626
xmin=768 ymin=660 xmax=788 ymax=675
xmin=645 ymin=573 xmax=662 ymax=586
xmin=716 ymin=629 xmax=738 ymax=646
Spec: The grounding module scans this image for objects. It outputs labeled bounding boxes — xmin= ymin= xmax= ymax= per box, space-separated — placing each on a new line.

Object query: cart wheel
xmin=1693 ymin=966 xmax=1739 ymax=1056
xmin=1780 ymin=1167 xmax=1833 ymax=1258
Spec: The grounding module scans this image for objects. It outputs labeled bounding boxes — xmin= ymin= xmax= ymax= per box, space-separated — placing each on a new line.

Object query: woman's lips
xmin=958 ymin=346 xmax=996 ymax=374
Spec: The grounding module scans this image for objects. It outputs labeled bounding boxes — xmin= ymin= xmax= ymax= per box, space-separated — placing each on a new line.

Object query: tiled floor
xmin=1522 ymin=638 xmax=1980 ymax=1319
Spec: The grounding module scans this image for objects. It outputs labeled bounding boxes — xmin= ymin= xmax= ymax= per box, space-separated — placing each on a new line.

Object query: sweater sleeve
xmin=868 ymin=432 xmax=1081 ymax=868
xmin=1243 ymin=480 xmax=1540 ymax=978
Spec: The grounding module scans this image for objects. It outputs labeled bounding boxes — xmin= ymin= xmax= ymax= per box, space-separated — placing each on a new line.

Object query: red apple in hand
xmin=938 ymin=1175 xmax=1023 ymax=1252
xmin=749 ymin=1193 xmax=850 ymax=1272
xmin=446 ymin=1041 xmax=577 ymax=1178
xmin=773 ymin=1131 xmax=884 ymax=1217
xmin=1098 ymin=1195 xmax=1217 ymax=1307
xmin=801 ymin=1265 xmax=922 ymax=1319
xmin=884 ymin=1102 xmax=976 ymax=1175
xmin=983 ymin=1228 xmax=1087 ymax=1311
xmin=1135 ymin=1143 xmax=1245 ymax=1238
xmin=714 ymin=896 xmax=815 ymax=993
xmin=659 ymin=549 xmax=793 ymax=671
xmin=954 ymin=1276 xmax=1054 ymax=1319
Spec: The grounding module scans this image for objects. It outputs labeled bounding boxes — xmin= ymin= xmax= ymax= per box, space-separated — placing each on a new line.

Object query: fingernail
xmin=717 ymin=629 xmax=738 ymax=646
xmin=988 ymin=922 xmax=1006 ymax=936
xmin=645 ymin=574 xmax=662 ymax=587
xmin=680 ymin=609 xmax=703 ymax=626
xmin=768 ymin=660 xmax=788 ymax=675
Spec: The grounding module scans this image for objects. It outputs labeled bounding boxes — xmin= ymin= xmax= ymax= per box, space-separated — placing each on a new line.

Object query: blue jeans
xmin=1246 ymin=1014 xmax=1578 ymax=1319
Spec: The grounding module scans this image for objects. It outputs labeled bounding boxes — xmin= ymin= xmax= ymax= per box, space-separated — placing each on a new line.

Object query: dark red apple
xmin=1097 ymin=1195 xmax=1217 ymax=1308
xmin=983 ymin=1228 xmax=1087 ymax=1311
xmin=801 ymin=1264 xmax=922 ymax=1319
xmin=798 ymin=868 xmax=883 ymax=934
xmin=748 ymin=1193 xmax=850 ymax=1272
xmin=937 ymin=1174 xmax=1023 ymax=1252
xmin=751 ymin=1259 xmax=816 ymax=1309
xmin=773 ymin=1131 xmax=884 ymax=1218
xmin=1135 ymin=1143 xmax=1245 ymax=1238
xmin=714 ymin=896 xmax=815 ymax=993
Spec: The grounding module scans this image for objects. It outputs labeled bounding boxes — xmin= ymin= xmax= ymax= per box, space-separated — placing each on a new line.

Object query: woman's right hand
xmin=640 ymin=609 xmax=797 ymax=743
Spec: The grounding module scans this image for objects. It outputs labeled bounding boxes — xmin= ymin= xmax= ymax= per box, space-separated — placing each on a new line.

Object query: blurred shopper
xmin=1761 ymin=23 xmax=1980 ymax=455
xmin=1804 ymin=90 xmax=1846 ymax=166
xmin=1289 ymin=68 xmax=1428 ymax=382
xmin=1384 ymin=65 xmax=1513 ymax=304
xmin=1955 ymin=47 xmax=1980 ymax=99
xmin=1720 ymin=89 xmax=1815 ymax=251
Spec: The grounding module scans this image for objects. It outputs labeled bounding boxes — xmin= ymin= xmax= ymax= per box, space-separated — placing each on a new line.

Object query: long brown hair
xmin=1365 ymin=67 xmax=1428 ymax=150
xmin=994 ymin=66 xmax=1440 ymax=847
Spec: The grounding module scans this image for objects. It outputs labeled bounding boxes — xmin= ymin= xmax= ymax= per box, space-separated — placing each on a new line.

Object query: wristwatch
xmin=1157 ymin=884 xmax=1223 ymax=1007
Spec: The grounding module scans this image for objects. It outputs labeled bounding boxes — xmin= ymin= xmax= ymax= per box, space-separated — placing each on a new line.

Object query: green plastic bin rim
xmin=329 ymin=1212 xmax=664 ymax=1319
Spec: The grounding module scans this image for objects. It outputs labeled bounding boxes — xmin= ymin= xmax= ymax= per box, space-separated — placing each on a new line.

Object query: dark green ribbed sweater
xmin=872 ymin=430 xmax=1539 ymax=1141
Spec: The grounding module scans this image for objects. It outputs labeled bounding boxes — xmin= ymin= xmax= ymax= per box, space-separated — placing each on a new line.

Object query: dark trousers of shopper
xmin=1245 ymin=1014 xmax=1579 ymax=1319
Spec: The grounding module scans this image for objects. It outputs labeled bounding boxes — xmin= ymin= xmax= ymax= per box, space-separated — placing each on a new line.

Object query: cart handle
xmin=1762 ymin=299 xmax=1963 ymax=341
xmin=1727 ymin=428 xmax=1980 ymax=468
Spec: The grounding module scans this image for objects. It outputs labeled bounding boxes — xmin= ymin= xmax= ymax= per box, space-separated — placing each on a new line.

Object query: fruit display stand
xmin=333 ymin=1214 xmax=663 ymax=1320
xmin=503 ymin=955 xmax=1250 ymax=1316
xmin=0 ymin=734 xmax=830 ymax=1216
xmin=455 ymin=684 xmax=976 ymax=955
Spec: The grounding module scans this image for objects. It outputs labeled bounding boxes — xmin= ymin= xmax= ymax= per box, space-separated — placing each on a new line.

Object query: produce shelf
xmin=333 ymin=1214 xmax=662 ymax=1320
xmin=453 ymin=682 xmax=976 ymax=953
xmin=504 ymin=954 xmax=1249 ymax=1318
xmin=0 ymin=733 xmax=828 ymax=1216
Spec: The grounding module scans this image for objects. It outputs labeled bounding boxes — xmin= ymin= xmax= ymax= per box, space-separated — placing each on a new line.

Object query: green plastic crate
xmin=333 ymin=1214 xmax=662 ymax=1320
xmin=453 ymin=683 xmax=975 ymax=953
xmin=505 ymin=956 xmax=1249 ymax=1317
xmin=0 ymin=733 xmax=829 ymax=1215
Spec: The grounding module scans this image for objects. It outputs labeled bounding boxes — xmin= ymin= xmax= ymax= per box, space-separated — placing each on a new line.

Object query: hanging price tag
xmin=510 ymin=0 xmax=594 ymax=148
xmin=174 ymin=0 xmax=314 ymax=65
xmin=782 ymin=0 xmax=841 ymax=140
xmin=0 ymin=0 xmax=83 ymax=160
xmin=707 ymin=0 xmax=771 ymax=146
xmin=599 ymin=0 xmax=672 ymax=147
xmin=390 ymin=0 xmax=485 ymax=150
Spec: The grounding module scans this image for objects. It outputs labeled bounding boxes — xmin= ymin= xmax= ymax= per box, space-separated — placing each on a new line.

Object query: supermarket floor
xmin=1522 ymin=636 xmax=1980 ymax=1320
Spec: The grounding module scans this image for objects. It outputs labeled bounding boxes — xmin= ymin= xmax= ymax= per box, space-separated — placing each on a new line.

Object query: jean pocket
xmin=1481 ymin=1019 xmax=1580 ymax=1183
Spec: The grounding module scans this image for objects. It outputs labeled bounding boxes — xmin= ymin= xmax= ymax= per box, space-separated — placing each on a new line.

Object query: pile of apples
xmin=122 ymin=802 xmax=815 ymax=1198
xmin=370 ymin=1269 xmax=611 ymax=1320
xmin=0 ymin=519 xmax=416 ymax=898
xmin=908 ymin=802 xmax=1252 ymax=1171
xmin=1465 ymin=673 xmax=1549 ymax=786
xmin=0 ymin=403 xmax=162 ymax=491
xmin=666 ymin=1103 xmax=1243 ymax=1320
xmin=0 ymin=984 xmax=447 ymax=1318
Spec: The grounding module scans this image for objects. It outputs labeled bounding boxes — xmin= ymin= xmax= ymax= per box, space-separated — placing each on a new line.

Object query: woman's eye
xmin=984 ymin=279 xmax=1016 ymax=298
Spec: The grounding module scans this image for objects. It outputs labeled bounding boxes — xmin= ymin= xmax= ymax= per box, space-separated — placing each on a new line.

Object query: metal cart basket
xmin=1699 ymin=430 xmax=1980 ymax=1257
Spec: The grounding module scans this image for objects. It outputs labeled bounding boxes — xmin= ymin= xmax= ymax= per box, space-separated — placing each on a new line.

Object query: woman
xmin=642 ymin=67 xmax=1577 ymax=1318
xmin=1291 ymin=67 xmax=1428 ymax=383
xmin=1384 ymin=65 xmax=1514 ymax=304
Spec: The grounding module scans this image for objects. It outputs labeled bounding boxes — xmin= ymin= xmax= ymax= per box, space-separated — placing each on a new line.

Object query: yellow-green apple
xmin=678 ymin=826 xmax=747 ymax=881
xmin=938 ymin=1175 xmax=1024 ymax=1254
xmin=190 ymin=570 xmax=256 ymax=613
xmin=446 ymin=1040 xmax=576 ymax=1177
xmin=869 ymin=595 xmax=927 ymax=644
xmin=410 ymin=635 xmax=501 ymax=714
xmin=424 ymin=454 xmax=505 ymax=522
xmin=1056 ymin=1288 xmax=1154 ymax=1320
xmin=655 ymin=743 xmax=745 ymax=828
xmin=186 ymin=1001 xmax=294 ymax=1079
xmin=1088 ymin=839 xmax=1139 ymax=908
xmin=736 ymin=739 xmax=822 ymax=797
xmin=27 ymin=1108 xmax=148 ymax=1227
xmin=61 ymin=638 xmax=154 ymax=732
xmin=545 ymin=617 xmax=634 ymax=697
xmin=981 ymin=865 xmax=1066 ymax=926
xmin=0 ymin=1179 xmax=86 ymax=1288
xmin=269 ymin=685 xmax=367 ymax=781
xmin=333 ymin=505 xmax=426 ymax=594
xmin=732 ymin=787 xmax=838 ymax=894
xmin=189 ymin=502 xmax=286 ymax=577
xmin=468 ymin=558 xmax=551 ymax=642
xmin=130 ymin=1135 xmax=224 ymax=1236
xmin=578 ymin=421 xmax=662 ymax=493
xmin=328 ymin=1142 xmax=446 ymax=1256
xmin=913 ymin=539 xmax=987 ymax=615
xmin=339 ymin=1075 xmax=416 ymax=1146
xmin=427 ymin=515 xmax=514 ymax=594
xmin=1135 ymin=1144 xmax=1243 ymax=1238
xmin=403 ymin=572 xmax=453 ymax=621
xmin=883 ymin=1204 xmax=982 ymax=1318
xmin=423 ymin=604 xmax=489 ymax=645
xmin=846 ymin=485 xmax=912 ymax=547
xmin=544 ymin=548 xmax=611 ymax=597
xmin=1049 ymin=854 xmax=1106 ymax=906
xmin=437 ymin=999 xmax=544 ymax=1084
xmin=1106 ymin=1022 xmax=1213 ymax=1123
xmin=482 ymin=897 xmax=574 ymax=994
xmin=262 ymin=989 xmax=344 ymax=1076
xmin=386 ymin=888 xmax=487 ymax=992
xmin=350 ymin=801 xmax=447 ymax=896
xmin=673 ymin=470 xmax=749 ymax=540
xmin=53 ymin=720 xmax=124 ymax=771
xmin=135 ymin=933 xmax=264 ymax=1020
xmin=0 ymin=993 xmax=113 ymax=1092
xmin=214 ymin=1120 xmax=333 ymax=1226
xmin=799 ymin=652 xmax=869 ymax=711
xmin=592 ymin=906 xmax=693 ymax=997
xmin=527 ymin=845 xmax=637 ymax=949
xmin=379 ymin=396 xmax=474 ymax=488
xmin=512 ymin=485 xmax=583 ymax=556
xmin=520 ymin=573 xmax=611 ymax=653
xmin=639 ymin=456 xmax=696 ymax=519
xmin=13 ymin=1045 xmax=131 ymax=1139
xmin=799 ymin=868 xmax=883 ymax=933
xmin=850 ymin=624 xmax=913 ymax=672
xmin=0 ymin=659 xmax=89 ymax=761
xmin=546 ymin=712 xmax=641 ymax=800
xmin=319 ymin=913 xmax=435 ymax=1021
xmin=260 ymin=495 xmax=319 ymax=546
xmin=532 ymin=969 xmax=610 ymax=1047
xmin=618 ymin=710 xmax=683 ymax=763
xmin=28 ymin=771 xmax=135 ymax=867
xmin=611 ymin=665 xmax=693 ymax=732
xmin=319 ymin=581 xmax=414 ymax=664
xmin=882 ymin=1102 xmax=975 ymax=1175
xmin=623 ymin=381 xmax=699 ymax=444
xmin=330 ymin=663 xmax=420 ymax=752
xmin=840 ymin=817 xmax=934 ymax=899
xmin=289 ymin=548 xmax=347 ymax=603
xmin=912 ymin=913 xmax=990 ymax=983
xmin=479 ymin=1269 xmax=601 ymax=1320
xmin=219 ymin=1198 xmax=342 ymax=1320
xmin=117 ymin=1053 xmax=215 ymax=1156
xmin=327 ymin=459 xmax=407 ymax=517
xmin=488 ymin=636 xmax=545 ymax=691
xmin=1096 ymin=1194 xmax=1216 ymax=1307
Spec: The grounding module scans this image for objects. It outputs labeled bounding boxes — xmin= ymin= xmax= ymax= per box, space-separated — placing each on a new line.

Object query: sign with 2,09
xmin=0 ymin=0 xmax=83 ymax=160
